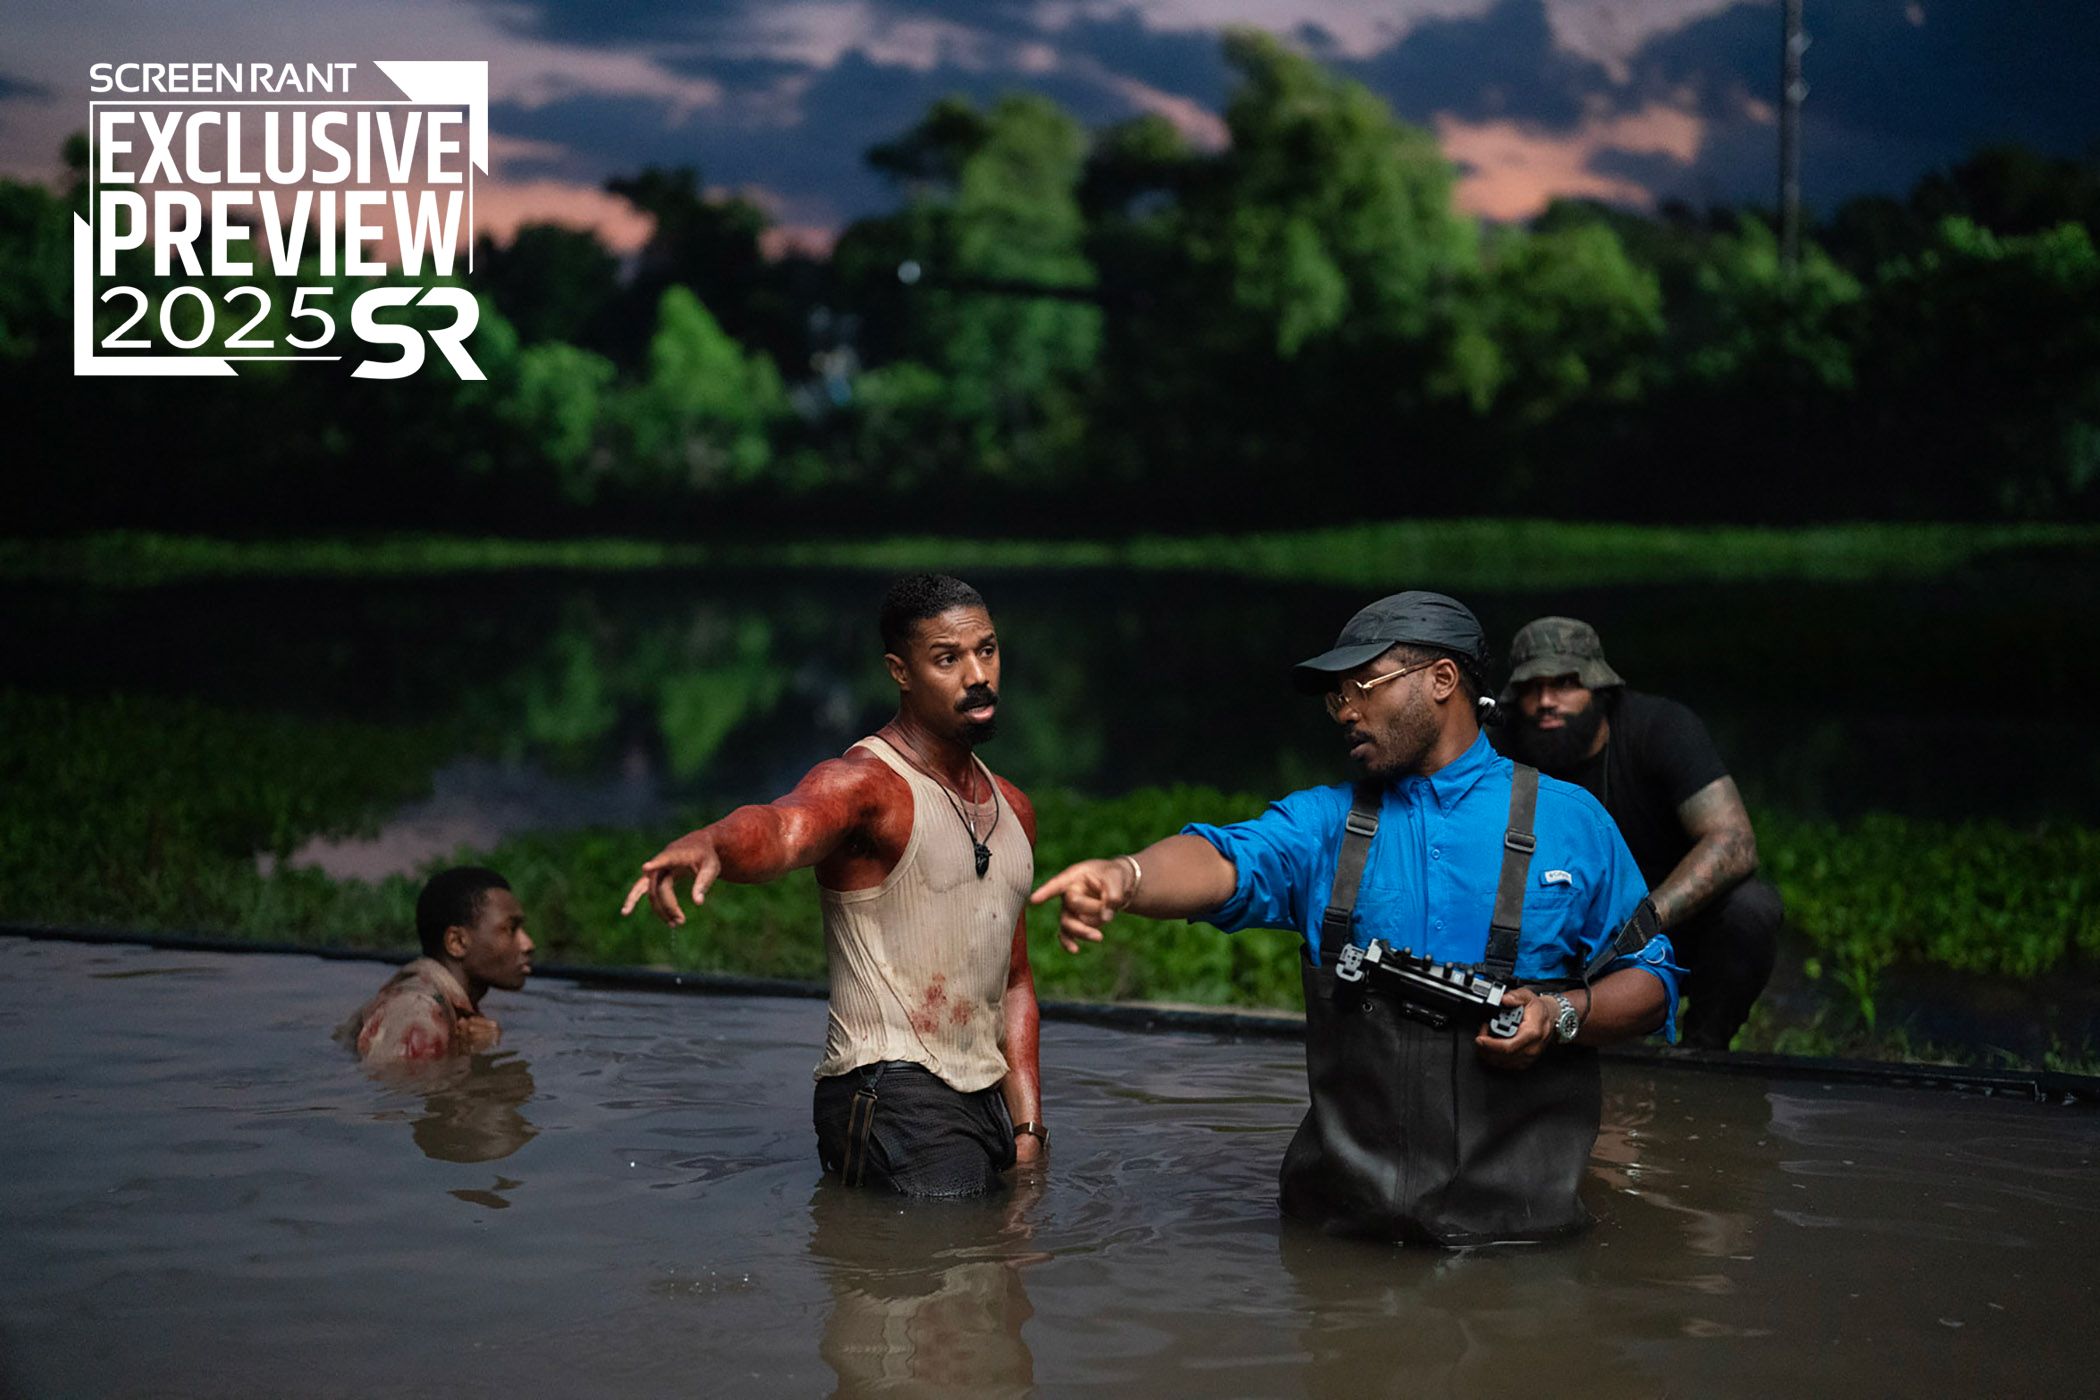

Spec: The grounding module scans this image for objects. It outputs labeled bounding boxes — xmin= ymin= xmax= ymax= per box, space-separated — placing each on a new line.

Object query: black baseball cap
xmin=1291 ymin=591 xmax=1488 ymax=693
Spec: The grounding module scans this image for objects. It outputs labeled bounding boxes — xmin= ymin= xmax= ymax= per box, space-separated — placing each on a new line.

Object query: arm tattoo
xmin=1653 ymin=778 xmax=1758 ymax=928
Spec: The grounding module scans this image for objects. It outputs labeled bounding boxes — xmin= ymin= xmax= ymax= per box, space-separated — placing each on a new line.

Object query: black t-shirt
xmin=1503 ymin=690 xmax=1729 ymax=889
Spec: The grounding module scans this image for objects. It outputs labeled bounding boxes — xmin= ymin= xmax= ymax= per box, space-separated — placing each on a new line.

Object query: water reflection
xmin=11 ymin=564 xmax=2096 ymax=857
xmin=1275 ymin=1222 xmax=1667 ymax=1399
xmin=808 ymin=1178 xmax=1046 ymax=1398
xmin=371 ymin=1052 xmax=541 ymax=1165
xmin=1591 ymin=1070 xmax=1777 ymax=1263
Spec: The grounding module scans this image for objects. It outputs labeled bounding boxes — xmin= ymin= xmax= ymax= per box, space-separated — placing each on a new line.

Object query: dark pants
xmin=1671 ymin=877 xmax=1783 ymax=1050
xmin=813 ymin=1061 xmax=1016 ymax=1198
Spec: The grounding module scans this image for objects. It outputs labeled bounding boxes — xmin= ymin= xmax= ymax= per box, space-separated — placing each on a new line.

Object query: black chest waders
xmin=1277 ymin=766 xmax=1604 ymax=1246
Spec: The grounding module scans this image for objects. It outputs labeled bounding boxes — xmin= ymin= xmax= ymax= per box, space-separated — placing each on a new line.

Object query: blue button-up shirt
xmin=1184 ymin=731 xmax=1680 ymax=1038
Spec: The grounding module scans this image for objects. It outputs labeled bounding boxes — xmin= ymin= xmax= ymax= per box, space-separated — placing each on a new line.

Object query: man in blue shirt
xmin=1033 ymin=591 xmax=1680 ymax=1244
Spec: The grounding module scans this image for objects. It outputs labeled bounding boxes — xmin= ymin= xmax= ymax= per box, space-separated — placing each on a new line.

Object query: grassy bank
xmin=6 ymin=520 xmax=2097 ymax=589
xmin=5 ymin=689 xmax=2093 ymax=1069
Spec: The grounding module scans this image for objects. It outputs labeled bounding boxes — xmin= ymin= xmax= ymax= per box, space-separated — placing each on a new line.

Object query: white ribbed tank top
xmin=813 ymin=734 xmax=1034 ymax=1092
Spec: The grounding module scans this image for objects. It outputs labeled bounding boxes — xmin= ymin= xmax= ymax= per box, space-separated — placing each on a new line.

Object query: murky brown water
xmin=2 ymin=936 xmax=2094 ymax=1398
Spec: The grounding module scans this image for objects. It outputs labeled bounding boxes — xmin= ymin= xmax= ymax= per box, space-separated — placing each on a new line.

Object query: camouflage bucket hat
xmin=1501 ymin=616 xmax=1625 ymax=703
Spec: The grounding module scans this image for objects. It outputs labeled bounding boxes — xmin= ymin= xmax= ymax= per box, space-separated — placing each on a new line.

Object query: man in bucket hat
xmin=1496 ymin=617 xmax=1780 ymax=1051
xmin=1031 ymin=591 xmax=1681 ymax=1245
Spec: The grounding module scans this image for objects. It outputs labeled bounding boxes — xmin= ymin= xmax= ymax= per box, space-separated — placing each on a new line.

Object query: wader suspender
xmin=1316 ymin=765 xmax=1541 ymax=972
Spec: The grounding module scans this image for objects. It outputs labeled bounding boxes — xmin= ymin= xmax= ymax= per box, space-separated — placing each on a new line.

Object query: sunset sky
xmin=4 ymin=0 xmax=2093 ymax=255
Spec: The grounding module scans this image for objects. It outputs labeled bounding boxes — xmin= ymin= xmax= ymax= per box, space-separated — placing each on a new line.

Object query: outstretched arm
xmin=620 ymin=756 xmax=887 ymax=926
xmin=1651 ymin=776 xmax=1758 ymax=929
xmin=1030 ymin=833 xmax=1238 ymax=954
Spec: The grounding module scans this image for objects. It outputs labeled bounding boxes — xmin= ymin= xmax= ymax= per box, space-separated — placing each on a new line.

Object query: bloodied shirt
xmin=343 ymin=957 xmax=490 ymax=1061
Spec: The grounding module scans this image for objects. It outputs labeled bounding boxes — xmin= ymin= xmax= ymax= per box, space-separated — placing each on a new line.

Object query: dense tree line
xmin=3 ymin=31 xmax=2096 ymax=534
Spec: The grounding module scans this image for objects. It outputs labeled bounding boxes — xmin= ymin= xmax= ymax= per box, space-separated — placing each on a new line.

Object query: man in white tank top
xmin=621 ymin=575 xmax=1045 ymax=1196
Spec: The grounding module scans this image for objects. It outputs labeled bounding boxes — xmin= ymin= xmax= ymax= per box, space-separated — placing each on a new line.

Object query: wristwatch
xmin=1544 ymin=993 xmax=1581 ymax=1045
xmin=1014 ymin=1121 xmax=1048 ymax=1147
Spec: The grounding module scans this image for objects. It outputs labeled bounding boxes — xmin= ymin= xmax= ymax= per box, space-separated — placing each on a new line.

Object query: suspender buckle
xmin=1344 ymin=809 xmax=1379 ymax=838
xmin=1334 ymin=943 xmax=1366 ymax=983
xmin=1503 ymin=829 xmax=1536 ymax=855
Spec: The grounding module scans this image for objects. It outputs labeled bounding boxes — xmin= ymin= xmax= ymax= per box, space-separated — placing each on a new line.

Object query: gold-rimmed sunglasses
xmin=1322 ymin=657 xmax=1441 ymax=718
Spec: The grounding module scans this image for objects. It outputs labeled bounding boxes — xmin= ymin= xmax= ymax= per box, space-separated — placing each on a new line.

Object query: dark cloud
xmin=1622 ymin=0 xmax=2100 ymax=211
xmin=1047 ymin=8 xmax=1232 ymax=108
xmin=1347 ymin=0 xmax=1607 ymax=130
xmin=476 ymin=0 xmax=1047 ymax=50
xmin=0 ymin=70 xmax=53 ymax=101
xmin=496 ymin=48 xmax=1148 ymax=227
xmin=470 ymin=0 xmax=2098 ymax=229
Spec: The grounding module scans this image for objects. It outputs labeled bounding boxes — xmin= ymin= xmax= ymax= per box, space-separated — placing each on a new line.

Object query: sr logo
xmin=350 ymin=285 xmax=484 ymax=380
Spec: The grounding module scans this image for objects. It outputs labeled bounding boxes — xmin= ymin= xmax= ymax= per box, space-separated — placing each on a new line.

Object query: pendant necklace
xmin=886 ymin=728 xmax=998 ymax=877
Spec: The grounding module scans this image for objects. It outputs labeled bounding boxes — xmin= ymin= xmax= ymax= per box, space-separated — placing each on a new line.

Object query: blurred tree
xmin=473 ymin=224 xmax=620 ymax=347
xmin=499 ymin=340 xmax=619 ymax=505
xmin=1201 ymin=29 xmax=1476 ymax=358
xmin=831 ymin=93 xmax=1100 ymax=491
xmin=0 ymin=178 xmax=69 ymax=363
xmin=617 ymin=285 xmax=785 ymax=491
xmin=1439 ymin=222 xmax=1664 ymax=422
xmin=1673 ymin=218 xmax=1862 ymax=393
xmin=1858 ymin=218 xmax=2100 ymax=516
xmin=604 ymin=166 xmax=802 ymax=370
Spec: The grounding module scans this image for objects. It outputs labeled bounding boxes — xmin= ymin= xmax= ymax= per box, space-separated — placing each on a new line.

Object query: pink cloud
xmin=1436 ymin=102 xmax=1704 ymax=220
xmin=1103 ymin=74 xmax=1231 ymax=149
xmin=474 ymin=178 xmax=655 ymax=254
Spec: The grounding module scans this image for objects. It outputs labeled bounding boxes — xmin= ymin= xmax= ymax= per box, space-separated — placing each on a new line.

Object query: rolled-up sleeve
xmin=1586 ymin=815 xmax=1684 ymax=1042
xmin=1181 ymin=785 xmax=1342 ymax=935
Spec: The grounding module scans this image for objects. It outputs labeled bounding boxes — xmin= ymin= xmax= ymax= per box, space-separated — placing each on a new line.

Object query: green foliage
xmin=1208 ymin=29 xmax=1475 ymax=355
xmin=9 ymin=519 xmax=2099 ymax=588
xmin=619 ymin=285 xmax=784 ymax=488
xmin=1443 ymin=222 xmax=1664 ymax=419
xmin=0 ymin=689 xmax=450 ymax=939
xmin=1861 ymin=218 xmax=2100 ymax=514
xmin=501 ymin=341 xmax=618 ymax=503
xmin=836 ymin=94 xmax=1100 ymax=484
xmin=1760 ymin=810 xmax=2100 ymax=981
xmin=0 ymin=177 xmax=71 ymax=362
xmin=1674 ymin=217 xmax=1863 ymax=392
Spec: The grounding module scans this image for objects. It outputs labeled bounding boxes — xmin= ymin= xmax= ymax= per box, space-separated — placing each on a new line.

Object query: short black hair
xmin=1387 ymin=642 xmax=1493 ymax=710
xmin=880 ymin=573 xmax=987 ymax=655
xmin=415 ymin=866 xmax=511 ymax=958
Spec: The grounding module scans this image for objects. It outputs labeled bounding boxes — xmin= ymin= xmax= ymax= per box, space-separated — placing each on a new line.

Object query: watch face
xmin=1554 ymin=998 xmax=1580 ymax=1041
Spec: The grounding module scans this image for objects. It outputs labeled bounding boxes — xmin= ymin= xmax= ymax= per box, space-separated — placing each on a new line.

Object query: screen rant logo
xmin=77 ymin=60 xmax=488 ymax=380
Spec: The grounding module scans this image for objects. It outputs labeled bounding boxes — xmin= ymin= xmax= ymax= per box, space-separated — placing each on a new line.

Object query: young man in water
xmin=344 ymin=866 xmax=534 ymax=1062
xmin=621 ymin=574 xmax=1045 ymax=1196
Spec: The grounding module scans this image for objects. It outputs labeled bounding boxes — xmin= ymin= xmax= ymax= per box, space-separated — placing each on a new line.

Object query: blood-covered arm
xmin=1001 ymin=912 xmax=1044 ymax=1162
xmin=997 ymin=780 xmax=1044 ymax=1164
xmin=621 ymin=756 xmax=887 ymax=926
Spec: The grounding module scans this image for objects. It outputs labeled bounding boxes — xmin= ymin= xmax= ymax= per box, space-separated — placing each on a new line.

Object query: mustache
xmin=957 ymin=685 xmax=998 ymax=712
xmin=1344 ymin=727 xmax=1372 ymax=748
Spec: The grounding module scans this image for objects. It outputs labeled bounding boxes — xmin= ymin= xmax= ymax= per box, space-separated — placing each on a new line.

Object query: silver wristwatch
xmin=1545 ymin=993 xmax=1581 ymax=1044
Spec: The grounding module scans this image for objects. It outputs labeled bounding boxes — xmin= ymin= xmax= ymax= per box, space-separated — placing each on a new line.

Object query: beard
xmin=958 ymin=684 xmax=998 ymax=746
xmin=1351 ymin=691 xmax=1439 ymax=779
xmin=1506 ymin=701 xmax=1606 ymax=775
